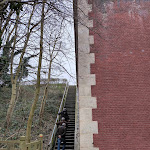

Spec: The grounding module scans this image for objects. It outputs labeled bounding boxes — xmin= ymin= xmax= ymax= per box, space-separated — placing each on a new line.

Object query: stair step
xmin=67 ymin=124 xmax=75 ymax=126
xmin=66 ymin=131 xmax=75 ymax=134
xmin=65 ymin=103 xmax=75 ymax=105
xmin=55 ymin=145 xmax=74 ymax=149
xmin=54 ymin=86 xmax=76 ymax=150
xmin=66 ymin=129 xmax=75 ymax=132
xmin=67 ymin=110 xmax=75 ymax=112
xmin=56 ymin=141 xmax=74 ymax=145
xmin=66 ymin=134 xmax=74 ymax=136
xmin=67 ymin=127 xmax=75 ymax=129
xmin=56 ymin=144 xmax=74 ymax=146
xmin=55 ymin=146 xmax=74 ymax=149
xmin=66 ymin=129 xmax=74 ymax=131
xmin=65 ymin=107 xmax=75 ymax=108
xmin=65 ymin=103 xmax=75 ymax=104
xmin=66 ymin=130 xmax=75 ymax=132
xmin=66 ymin=110 xmax=75 ymax=112
xmin=65 ymin=139 xmax=75 ymax=142
xmin=66 ymin=129 xmax=75 ymax=131
xmin=68 ymin=123 xmax=75 ymax=125
xmin=67 ymin=126 xmax=75 ymax=128
xmin=66 ymin=103 xmax=75 ymax=104
xmin=55 ymin=149 xmax=74 ymax=150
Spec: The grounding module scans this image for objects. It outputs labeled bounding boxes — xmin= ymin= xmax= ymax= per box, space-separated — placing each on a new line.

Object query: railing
xmin=0 ymin=134 xmax=43 ymax=150
xmin=0 ymin=139 xmax=20 ymax=150
xmin=47 ymin=82 xmax=69 ymax=150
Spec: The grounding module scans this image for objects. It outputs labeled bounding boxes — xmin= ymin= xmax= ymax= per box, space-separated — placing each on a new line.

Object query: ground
xmin=0 ymin=83 xmax=65 ymax=149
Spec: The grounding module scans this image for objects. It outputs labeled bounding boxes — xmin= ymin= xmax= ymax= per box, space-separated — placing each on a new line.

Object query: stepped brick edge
xmin=78 ymin=0 xmax=99 ymax=150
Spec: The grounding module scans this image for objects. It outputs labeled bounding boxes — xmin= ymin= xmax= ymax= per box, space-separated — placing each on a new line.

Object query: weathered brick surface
xmin=90 ymin=0 xmax=150 ymax=149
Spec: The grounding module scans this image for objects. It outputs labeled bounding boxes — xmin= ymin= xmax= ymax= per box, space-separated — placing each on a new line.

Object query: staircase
xmin=55 ymin=86 xmax=76 ymax=150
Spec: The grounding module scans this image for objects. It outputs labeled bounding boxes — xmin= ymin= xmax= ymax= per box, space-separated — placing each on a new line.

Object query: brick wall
xmin=89 ymin=0 xmax=150 ymax=149
xmin=77 ymin=0 xmax=99 ymax=149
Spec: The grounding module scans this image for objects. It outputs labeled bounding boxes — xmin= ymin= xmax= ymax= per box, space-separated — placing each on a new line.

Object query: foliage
xmin=0 ymin=38 xmax=14 ymax=87
xmin=15 ymin=54 xmax=38 ymax=80
xmin=9 ymin=2 xmax=23 ymax=14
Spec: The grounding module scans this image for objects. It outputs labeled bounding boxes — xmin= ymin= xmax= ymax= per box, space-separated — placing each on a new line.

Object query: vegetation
xmin=0 ymin=1 xmax=74 ymax=149
xmin=0 ymin=82 xmax=66 ymax=147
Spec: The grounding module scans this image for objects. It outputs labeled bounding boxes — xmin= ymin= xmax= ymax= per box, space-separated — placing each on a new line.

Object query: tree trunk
xmin=6 ymin=80 xmax=17 ymax=127
xmin=26 ymin=0 xmax=45 ymax=143
xmin=6 ymin=13 xmax=19 ymax=129
xmin=39 ymin=37 xmax=60 ymax=124
xmin=6 ymin=3 xmax=36 ymax=128
xmin=39 ymin=57 xmax=52 ymax=125
xmin=0 ymin=10 xmax=13 ymax=40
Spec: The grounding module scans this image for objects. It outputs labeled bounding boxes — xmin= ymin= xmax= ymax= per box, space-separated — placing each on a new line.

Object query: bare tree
xmin=26 ymin=0 xmax=45 ymax=143
xmin=39 ymin=27 xmax=63 ymax=125
xmin=0 ymin=0 xmax=75 ymax=143
xmin=6 ymin=2 xmax=38 ymax=128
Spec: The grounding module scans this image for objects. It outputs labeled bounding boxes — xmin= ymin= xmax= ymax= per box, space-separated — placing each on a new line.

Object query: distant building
xmin=75 ymin=0 xmax=150 ymax=149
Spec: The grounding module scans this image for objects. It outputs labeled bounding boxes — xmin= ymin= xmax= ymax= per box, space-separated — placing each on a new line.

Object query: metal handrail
xmin=47 ymin=82 xmax=69 ymax=150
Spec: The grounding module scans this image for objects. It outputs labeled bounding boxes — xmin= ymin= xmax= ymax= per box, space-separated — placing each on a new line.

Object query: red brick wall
xmin=89 ymin=0 xmax=150 ymax=149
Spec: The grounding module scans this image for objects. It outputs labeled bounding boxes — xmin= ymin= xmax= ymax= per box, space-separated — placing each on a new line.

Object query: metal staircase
xmin=54 ymin=86 xmax=76 ymax=150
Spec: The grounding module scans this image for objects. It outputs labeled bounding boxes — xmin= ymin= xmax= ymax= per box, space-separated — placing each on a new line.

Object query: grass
xmin=0 ymin=83 xmax=66 ymax=149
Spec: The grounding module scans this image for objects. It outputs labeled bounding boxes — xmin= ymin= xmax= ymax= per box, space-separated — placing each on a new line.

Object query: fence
xmin=0 ymin=134 xmax=43 ymax=150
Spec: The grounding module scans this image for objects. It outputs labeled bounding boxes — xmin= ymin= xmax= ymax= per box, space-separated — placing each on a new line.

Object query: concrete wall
xmin=78 ymin=0 xmax=99 ymax=149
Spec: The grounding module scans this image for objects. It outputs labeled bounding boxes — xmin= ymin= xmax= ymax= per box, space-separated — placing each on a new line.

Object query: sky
xmin=23 ymin=4 xmax=76 ymax=86
xmin=0 ymin=1 xmax=76 ymax=86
